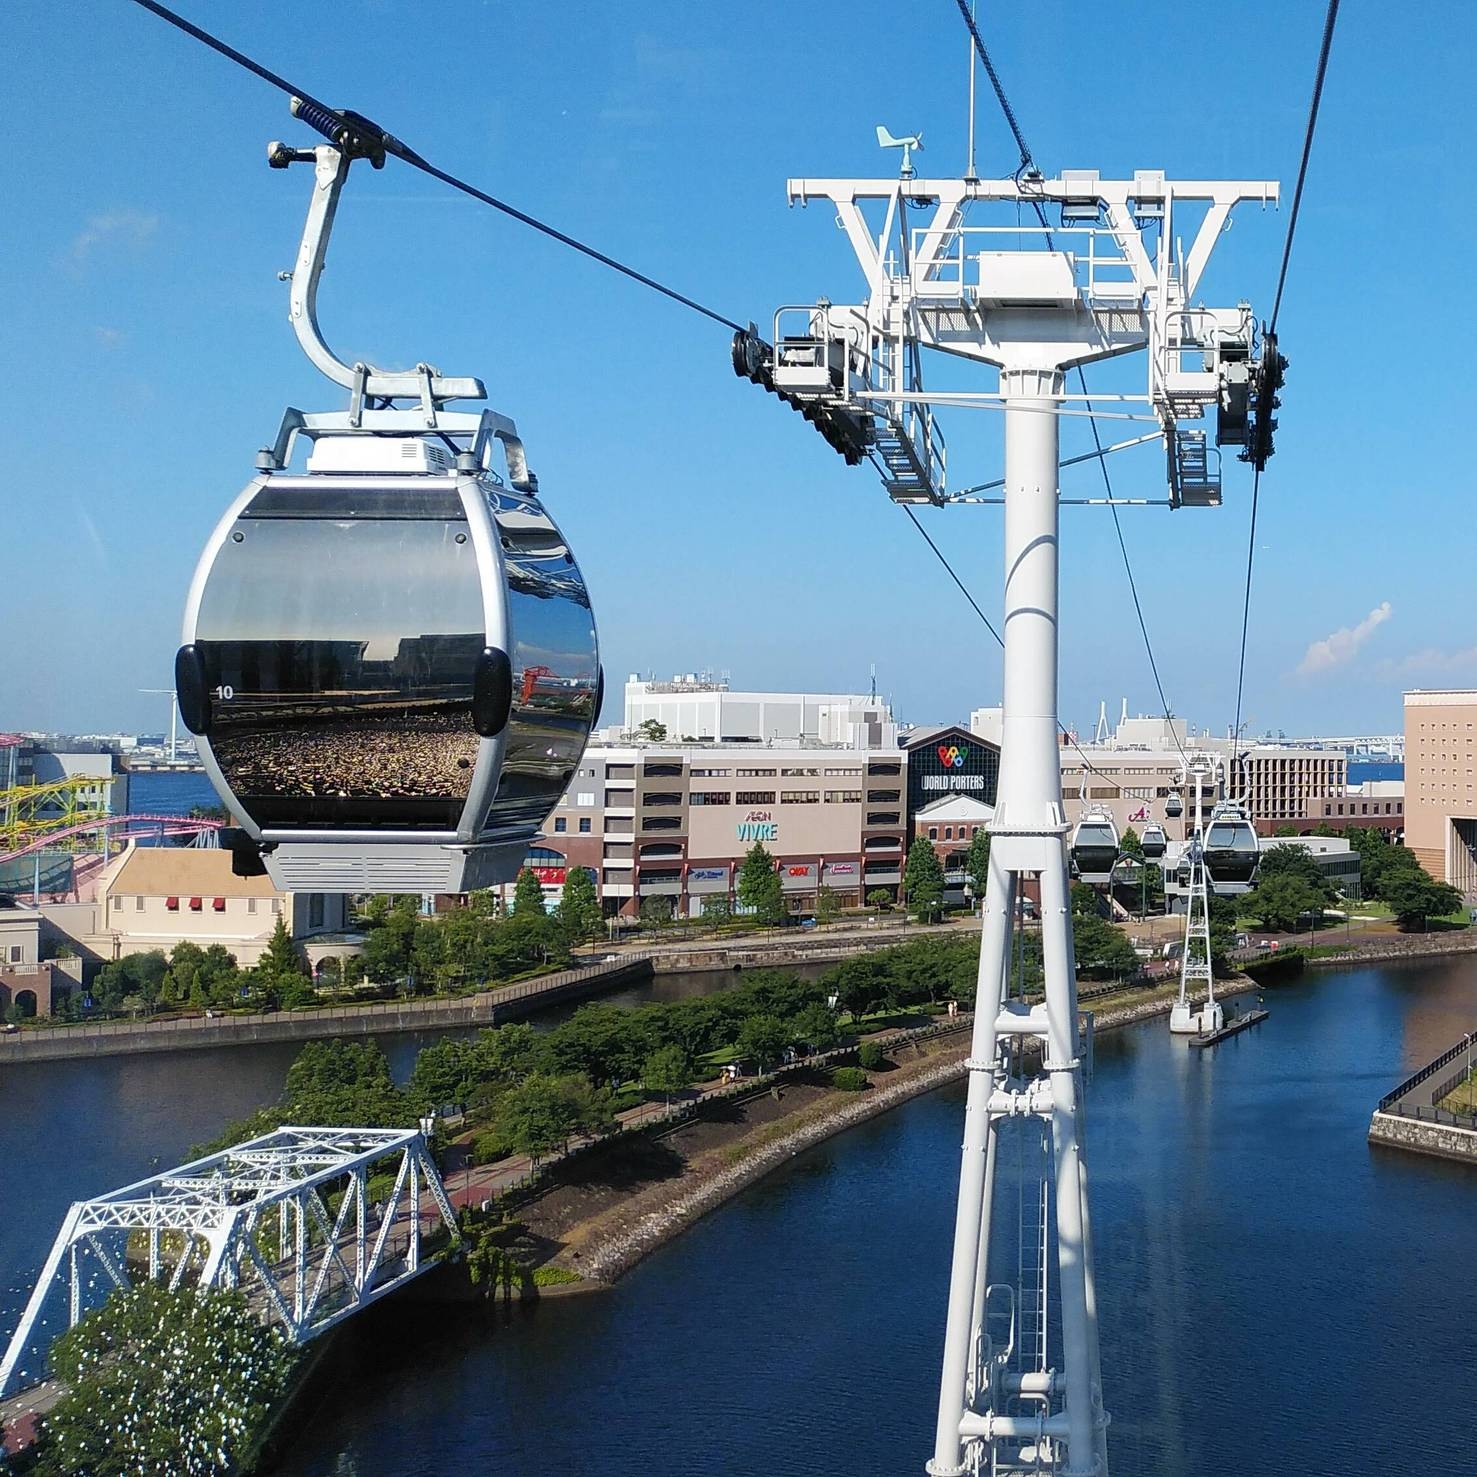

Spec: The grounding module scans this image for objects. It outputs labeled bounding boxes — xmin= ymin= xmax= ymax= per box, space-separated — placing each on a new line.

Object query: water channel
xmin=3 ymin=958 xmax=1476 ymax=1474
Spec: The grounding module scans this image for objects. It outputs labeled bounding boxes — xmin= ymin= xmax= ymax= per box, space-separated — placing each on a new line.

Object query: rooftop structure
xmin=620 ymin=675 xmax=896 ymax=750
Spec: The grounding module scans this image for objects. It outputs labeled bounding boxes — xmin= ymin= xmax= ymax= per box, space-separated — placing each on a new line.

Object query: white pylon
xmin=749 ymin=160 xmax=1279 ymax=1477
xmin=1170 ymin=758 xmax=1224 ymax=1035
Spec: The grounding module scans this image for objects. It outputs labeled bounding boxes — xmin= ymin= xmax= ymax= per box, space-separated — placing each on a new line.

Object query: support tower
xmin=740 ymin=156 xmax=1280 ymax=1476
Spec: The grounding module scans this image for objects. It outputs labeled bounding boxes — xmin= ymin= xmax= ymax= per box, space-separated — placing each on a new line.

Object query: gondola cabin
xmin=1201 ymin=803 xmax=1260 ymax=892
xmin=1140 ymin=823 xmax=1167 ymax=859
xmin=177 ymin=431 xmax=599 ymax=893
xmin=1070 ymin=812 xmax=1120 ymax=886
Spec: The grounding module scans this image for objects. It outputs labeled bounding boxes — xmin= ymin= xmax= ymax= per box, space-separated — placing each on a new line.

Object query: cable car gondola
xmin=1070 ymin=809 xmax=1120 ymax=886
xmin=1140 ymin=823 xmax=1167 ymax=860
xmin=175 ymin=134 xmax=599 ymax=894
xmin=1164 ymin=792 xmax=1184 ymax=819
xmin=1202 ymin=802 xmax=1260 ymax=891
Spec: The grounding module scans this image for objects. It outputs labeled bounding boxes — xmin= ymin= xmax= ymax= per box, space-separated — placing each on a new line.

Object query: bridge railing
xmin=1377 ymin=1032 xmax=1477 ymax=1122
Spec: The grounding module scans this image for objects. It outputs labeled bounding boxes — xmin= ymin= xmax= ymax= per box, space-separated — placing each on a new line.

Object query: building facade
xmin=93 ymin=846 xmax=347 ymax=964
xmin=1404 ymin=690 xmax=1477 ymax=893
xmin=526 ymin=742 xmax=913 ymax=918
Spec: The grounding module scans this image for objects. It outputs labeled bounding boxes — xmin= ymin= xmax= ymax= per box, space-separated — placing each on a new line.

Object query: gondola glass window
xmin=195 ymin=488 xmax=485 ymax=829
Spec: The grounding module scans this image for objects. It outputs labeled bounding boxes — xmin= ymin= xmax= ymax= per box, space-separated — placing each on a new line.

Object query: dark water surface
xmin=274 ymin=959 xmax=1477 ymax=1477
xmin=4 ymin=960 xmax=1477 ymax=1474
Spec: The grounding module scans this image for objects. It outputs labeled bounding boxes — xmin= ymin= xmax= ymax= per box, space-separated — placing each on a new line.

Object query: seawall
xmin=1368 ymin=1110 xmax=1477 ymax=1166
xmin=0 ymin=958 xmax=654 ymax=1064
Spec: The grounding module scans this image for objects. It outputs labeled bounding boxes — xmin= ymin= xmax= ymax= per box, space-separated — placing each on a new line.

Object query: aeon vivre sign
xmin=922 ymin=742 xmax=986 ymax=791
xmin=736 ymin=810 xmax=779 ymax=842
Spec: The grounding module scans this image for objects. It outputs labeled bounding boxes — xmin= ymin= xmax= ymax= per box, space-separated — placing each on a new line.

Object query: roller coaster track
xmin=0 ymin=813 xmax=223 ymax=865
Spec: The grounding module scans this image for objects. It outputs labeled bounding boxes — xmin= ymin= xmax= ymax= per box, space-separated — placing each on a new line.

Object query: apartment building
xmin=1404 ymin=690 xmax=1477 ymax=892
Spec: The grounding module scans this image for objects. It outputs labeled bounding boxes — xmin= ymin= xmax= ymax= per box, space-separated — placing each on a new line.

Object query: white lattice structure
xmin=0 ymin=1126 xmax=457 ymax=1396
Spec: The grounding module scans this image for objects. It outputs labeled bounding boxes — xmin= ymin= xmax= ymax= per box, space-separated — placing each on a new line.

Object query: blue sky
xmin=2 ymin=1 xmax=1464 ymax=741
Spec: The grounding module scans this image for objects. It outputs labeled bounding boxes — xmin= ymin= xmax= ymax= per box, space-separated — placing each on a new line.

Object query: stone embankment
xmin=573 ymin=977 xmax=1259 ymax=1285
xmin=0 ymin=957 xmax=653 ymax=1064
xmin=1368 ymin=1111 xmax=1477 ymax=1165
xmin=1308 ymin=930 xmax=1477 ymax=969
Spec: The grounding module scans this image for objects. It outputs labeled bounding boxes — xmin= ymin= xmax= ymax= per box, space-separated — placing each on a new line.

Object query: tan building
xmin=94 ymin=845 xmax=347 ymax=965
xmin=1404 ymin=690 xmax=1477 ymax=892
xmin=513 ymin=741 xmax=912 ymax=918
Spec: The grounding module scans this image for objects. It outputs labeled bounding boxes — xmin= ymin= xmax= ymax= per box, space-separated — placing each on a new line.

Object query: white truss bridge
xmin=0 ymin=1125 xmax=458 ymax=1397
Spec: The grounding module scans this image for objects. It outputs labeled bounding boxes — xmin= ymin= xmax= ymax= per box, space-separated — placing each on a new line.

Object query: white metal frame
xmin=762 ymin=159 xmax=1276 ymax=1477
xmin=0 ymin=1126 xmax=457 ymax=1397
xmin=1170 ymin=756 xmax=1224 ymax=1035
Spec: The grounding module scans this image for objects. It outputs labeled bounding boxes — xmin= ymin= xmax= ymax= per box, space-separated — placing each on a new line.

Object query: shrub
xmin=532 ymin=1265 xmax=583 ymax=1287
xmin=831 ymin=1067 xmax=868 ymax=1092
xmin=857 ymin=1039 xmax=886 ymax=1071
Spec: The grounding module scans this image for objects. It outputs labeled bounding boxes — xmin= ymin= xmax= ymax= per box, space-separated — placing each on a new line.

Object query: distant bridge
xmin=0 ymin=1126 xmax=457 ymax=1398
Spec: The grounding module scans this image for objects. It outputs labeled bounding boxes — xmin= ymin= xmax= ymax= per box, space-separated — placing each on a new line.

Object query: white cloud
xmin=70 ymin=209 xmax=159 ymax=265
xmin=1296 ymin=601 xmax=1392 ymax=675
xmin=1375 ymin=645 xmax=1477 ymax=679
xmin=94 ymin=326 xmax=125 ymax=350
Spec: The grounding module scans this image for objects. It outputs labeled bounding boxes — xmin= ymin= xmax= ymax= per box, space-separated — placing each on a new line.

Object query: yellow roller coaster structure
xmin=0 ymin=777 xmax=114 ymax=853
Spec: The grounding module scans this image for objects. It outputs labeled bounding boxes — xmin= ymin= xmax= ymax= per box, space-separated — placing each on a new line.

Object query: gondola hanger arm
xmin=272 ymin=141 xmax=485 ymax=412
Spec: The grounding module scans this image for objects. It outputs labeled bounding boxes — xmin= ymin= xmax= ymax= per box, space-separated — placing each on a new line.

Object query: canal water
xmin=3 ymin=958 xmax=1476 ymax=1474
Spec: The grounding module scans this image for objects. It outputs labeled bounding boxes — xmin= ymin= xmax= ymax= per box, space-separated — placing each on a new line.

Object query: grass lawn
xmin=1438 ymin=1070 xmax=1477 ymax=1116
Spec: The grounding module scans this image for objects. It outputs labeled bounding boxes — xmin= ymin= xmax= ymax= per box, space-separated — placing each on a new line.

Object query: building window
xmin=736 ymin=768 xmax=777 ymax=777
xmin=576 ymin=791 xmax=596 ymax=806
xmin=165 ymin=896 xmax=179 ymax=911
xmin=114 ymin=896 xmax=125 ymax=911
xmin=642 ymin=816 xmax=682 ymax=831
xmin=690 ymin=768 xmax=730 ymax=777
xmin=734 ymin=791 xmax=776 ymax=806
xmin=645 ymin=792 xmax=683 ymax=807
xmin=554 ymin=817 xmax=567 ymax=833
xmin=824 ymin=767 xmax=862 ymax=777
xmin=782 ymin=791 xmax=820 ymax=804
xmin=189 ymin=897 xmax=203 ymax=912
xmin=8 ymin=946 xmax=20 ymax=963
xmin=781 ymin=767 xmax=819 ymax=777
xmin=271 ymin=899 xmax=282 ymax=915
xmin=868 ymin=763 xmax=902 ymax=777
xmin=247 ymin=898 xmax=258 ymax=915
xmin=928 ymin=827 xmax=938 ymax=840
xmin=213 ymin=897 xmax=226 ymax=912
xmin=825 ymin=790 xmax=862 ymax=803
xmin=944 ymin=827 xmax=954 ymax=840
xmin=867 ymin=812 xmax=900 ymax=825
xmin=579 ymin=817 xmax=592 ymax=833
xmin=135 ymin=896 xmax=145 ymax=911
xmin=689 ymin=792 xmax=731 ymax=806
xmin=870 ymin=789 xmax=901 ymax=803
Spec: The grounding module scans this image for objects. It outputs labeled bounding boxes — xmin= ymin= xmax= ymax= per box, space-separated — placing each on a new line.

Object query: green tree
xmin=636 ymin=718 xmax=668 ymax=742
xmin=1382 ymin=869 xmax=1464 ymax=930
xmin=1256 ymin=844 xmax=1339 ymax=902
xmin=513 ymin=867 xmax=548 ymax=917
xmin=490 ymin=1072 xmax=609 ymax=1165
xmin=38 ymin=1284 xmax=294 ymax=1477
xmin=814 ymin=883 xmax=841 ymax=926
xmin=903 ymin=837 xmax=946 ymax=922
xmin=260 ymin=914 xmax=309 ymax=980
xmin=735 ymin=1013 xmax=791 ymax=1072
xmin=556 ymin=866 xmax=603 ymax=941
xmin=640 ymin=894 xmax=674 ymax=930
xmin=965 ymin=827 xmax=992 ymax=901
xmin=1071 ymin=912 xmax=1138 ymax=979
xmin=701 ymin=894 xmax=733 ymax=923
xmin=827 ymin=954 xmax=893 ymax=1020
xmin=793 ymin=1001 xmax=840 ymax=1052
xmin=92 ymin=951 xmax=168 ymax=1015
xmin=1118 ymin=826 xmax=1143 ymax=859
xmin=866 ymin=888 xmax=893 ymax=912
xmin=642 ymin=1043 xmax=695 ymax=1104
xmin=283 ymin=1039 xmax=410 ymax=1127
xmin=409 ymin=1037 xmax=479 ymax=1109
xmin=737 ymin=841 xmax=785 ymax=924
xmin=1274 ymin=823 xmax=1298 ymax=837
xmin=1242 ymin=871 xmax=1328 ymax=932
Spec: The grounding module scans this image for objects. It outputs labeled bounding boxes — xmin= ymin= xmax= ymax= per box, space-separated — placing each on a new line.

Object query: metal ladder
xmin=1015 ymin=1123 xmax=1051 ymax=1382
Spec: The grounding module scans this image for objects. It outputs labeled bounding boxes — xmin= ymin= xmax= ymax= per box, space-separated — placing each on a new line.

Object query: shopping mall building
xmin=513 ymin=715 xmax=1001 ymax=918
